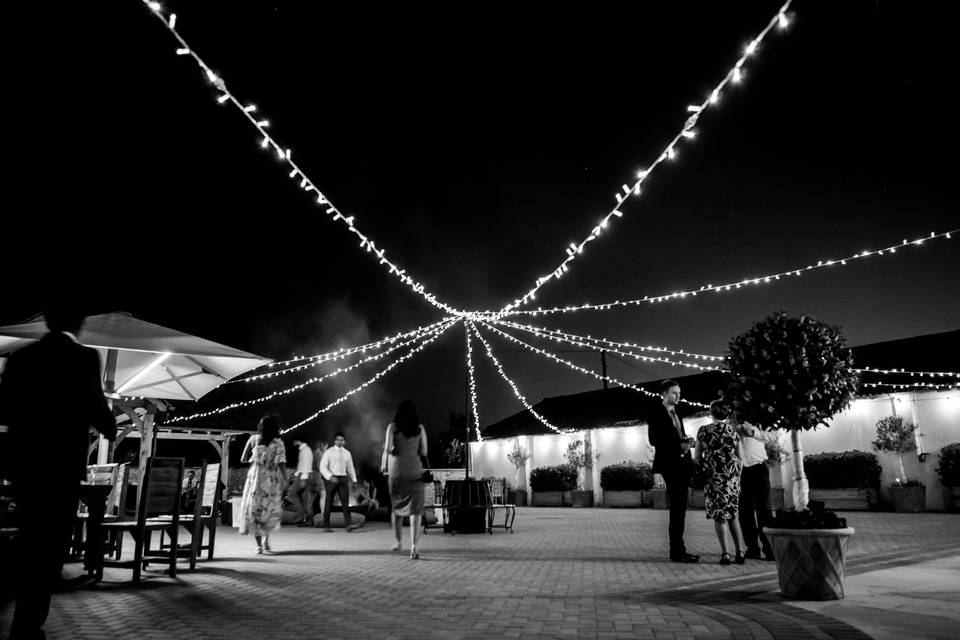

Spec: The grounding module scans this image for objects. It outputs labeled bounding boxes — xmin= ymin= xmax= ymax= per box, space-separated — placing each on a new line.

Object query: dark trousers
xmin=739 ymin=463 xmax=773 ymax=555
xmin=660 ymin=465 xmax=691 ymax=557
xmin=11 ymin=484 xmax=79 ymax=640
xmin=295 ymin=475 xmax=316 ymax=522
xmin=322 ymin=476 xmax=351 ymax=527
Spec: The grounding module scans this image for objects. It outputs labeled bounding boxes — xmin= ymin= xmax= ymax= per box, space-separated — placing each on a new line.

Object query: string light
xmin=464 ymin=323 xmax=483 ymax=441
xmin=480 ymin=321 xmax=711 ymax=409
xmin=855 ymin=367 xmax=960 ymax=379
xmin=139 ymin=0 xmax=461 ymax=316
xmin=499 ymin=0 xmax=795 ymax=313
xmin=281 ymin=321 xmax=456 ymax=433
xmin=228 ymin=317 xmax=454 ymax=383
xmin=164 ymin=320 xmax=457 ymax=424
xmin=468 ymin=322 xmax=569 ymax=435
xmin=493 ymin=319 xmax=721 ymax=373
xmin=862 ymin=382 xmax=960 ymax=391
xmin=488 ymin=229 xmax=957 ymax=318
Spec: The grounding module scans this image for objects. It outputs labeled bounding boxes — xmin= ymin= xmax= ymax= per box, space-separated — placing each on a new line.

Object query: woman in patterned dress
xmin=239 ymin=415 xmax=288 ymax=554
xmin=695 ymin=400 xmax=745 ymax=565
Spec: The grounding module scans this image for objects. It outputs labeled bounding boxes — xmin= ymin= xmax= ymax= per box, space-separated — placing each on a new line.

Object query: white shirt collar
xmin=62 ymin=331 xmax=79 ymax=343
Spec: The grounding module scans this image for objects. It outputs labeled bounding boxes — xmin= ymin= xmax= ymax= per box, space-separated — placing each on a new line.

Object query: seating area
xmin=423 ymin=477 xmax=516 ymax=535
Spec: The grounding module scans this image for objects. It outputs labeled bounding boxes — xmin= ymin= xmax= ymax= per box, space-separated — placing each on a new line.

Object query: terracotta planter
xmin=532 ymin=491 xmax=564 ymax=507
xmin=603 ymin=490 xmax=644 ymax=507
xmin=764 ymin=526 xmax=855 ymax=600
xmin=565 ymin=490 xmax=594 ymax=508
xmin=650 ymin=488 xmax=668 ymax=509
xmin=890 ymin=485 xmax=926 ymax=512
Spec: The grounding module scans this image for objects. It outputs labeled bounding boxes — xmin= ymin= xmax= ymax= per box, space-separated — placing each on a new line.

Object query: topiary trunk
xmin=791 ymin=430 xmax=809 ymax=510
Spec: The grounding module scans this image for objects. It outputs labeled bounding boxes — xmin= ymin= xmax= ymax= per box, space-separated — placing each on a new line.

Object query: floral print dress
xmin=697 ymin=421 xmax=741 ymax=521
xmin=239 ymin=435 xmax=286 ymax=536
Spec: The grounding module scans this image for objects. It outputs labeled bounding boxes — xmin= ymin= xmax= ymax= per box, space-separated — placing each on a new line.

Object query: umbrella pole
xmin=97 ymin=349 xmax=119 ymax=464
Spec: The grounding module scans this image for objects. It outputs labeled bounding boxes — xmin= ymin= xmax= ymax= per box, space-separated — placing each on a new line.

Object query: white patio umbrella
xmin=0 ymin=311 xmax=272 ymax=401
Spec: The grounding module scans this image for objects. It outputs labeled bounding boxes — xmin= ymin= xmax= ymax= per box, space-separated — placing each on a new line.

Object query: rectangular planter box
xmin=603 ymin=490 xmax=645 ymax=508
xmin=809 ymin=488 xmax=877 ymax=511
xmin=944 ymin=487 xmax=960 ymax=512
xmin=565 ymin=490 xmax=594 ymax=508
xmin=532 ymin=491 xmax=564 ymax=507
xmin=507 ymin=490 xmax=527 ymax=506
xmin=650 ymin=488 xmax=668 ymax=510
xmin=891 ymin=485 xmax=926 ymax=512
xmin=689 ymin=489 xmax=706 ymax=510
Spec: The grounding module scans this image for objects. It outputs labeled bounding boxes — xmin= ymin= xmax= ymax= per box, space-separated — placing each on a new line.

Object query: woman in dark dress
xmin=380 ymin=400 xmax=429 ymax=559
xmin=696 ymin=400 xmax=745 ymax=565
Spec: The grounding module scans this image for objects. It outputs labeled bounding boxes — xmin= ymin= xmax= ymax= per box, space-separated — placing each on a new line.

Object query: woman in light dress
xmin=239 ymin=415 xmax=288 ymax=553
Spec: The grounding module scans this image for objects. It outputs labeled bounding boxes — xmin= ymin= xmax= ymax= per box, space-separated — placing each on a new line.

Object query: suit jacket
xmin=0 ymin=331 xmax=116 ymax=483
xmin=648 ymin=402 xmax=692 ymax=475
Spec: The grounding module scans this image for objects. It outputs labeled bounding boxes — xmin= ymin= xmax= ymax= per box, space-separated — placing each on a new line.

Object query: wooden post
xmin=98 ymin=349 xmax=119 ymax=464
xmin=137 ymin=406 xmax=156 ymax=507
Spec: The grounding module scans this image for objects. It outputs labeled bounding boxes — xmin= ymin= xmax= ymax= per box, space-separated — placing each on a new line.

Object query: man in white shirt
xmin=292 ymin=439 xmax=316 ymax=527
xmin=319 ymin=432 xmax=358 ymax=531
xmin=734 ymin=418 xmax=775 ymax=561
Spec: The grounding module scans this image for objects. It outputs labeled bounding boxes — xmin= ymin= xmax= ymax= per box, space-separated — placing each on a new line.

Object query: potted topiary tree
xmin=872 ymin=415 xmax=925 ymax=512
xmin=506 ymin=441 xmax=530 ymax=506
xmin=936 ymin=442 xmax=960 ymax=512
xmin=600 ymin=461 xmax=654 ymax=507
xmin=530 ymin=464 xmax=577 ymax=506
xmin=725 ymin=311 xmax=860 ymax=600
xmin=565 ymin=440 xmax=598 ymax=507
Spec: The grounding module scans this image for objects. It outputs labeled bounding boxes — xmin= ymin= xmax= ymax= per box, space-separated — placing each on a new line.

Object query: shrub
xmin=600 ymin=462 xmax=654 ymax=491
xmin=529 ymin=464 xmax=577 ymax=492
xmin=804 ymin=451 xmax=881 ymax=489
xmin=936 ymin=442 xmax=960 ymax=488
xmin=872 ymin=415 xmax=917 ymax=482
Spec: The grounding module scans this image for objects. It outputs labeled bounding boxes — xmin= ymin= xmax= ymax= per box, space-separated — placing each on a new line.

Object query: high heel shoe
xmin=734 ymin=552 xmax=745 ymax=565
xmin=719 ymin=553 xmax=731 ymax=565
xmin=390 ymin=541 xmax=401 ymax=552
xmin=409 ymin=546 xmax=420 ymax=560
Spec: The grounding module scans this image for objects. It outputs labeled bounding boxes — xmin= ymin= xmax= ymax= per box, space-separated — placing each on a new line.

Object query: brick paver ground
xmin=2 ymin=508 xmax=958 ymax=639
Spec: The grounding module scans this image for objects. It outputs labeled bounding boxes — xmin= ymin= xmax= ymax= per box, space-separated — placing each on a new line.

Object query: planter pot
xmin=808 ymin=488 xmax=877 ymax=511
xmin=769 ymin=487 xmax=786 ymax=511
xmin=764 ymin=526 xmax=855 ymax=600
xmin=689 ymin=489 xmax=706 ymax=509
xmin=507 ymin=490 xmax=527 ymax=506
xmin=943 ymin=487 xmax=960 ymax=512
xmin=566 ymin=490 xmax=594 ymax=508
xmin=532 ymin=491 xmax=564 ymax=507
xmin=890 ymin=485 xmax=926 ymax=512
xmin=603 ymin=490 xmax=645 ymax=508
xmin=650 ymin=488 xmax=668 ymax=509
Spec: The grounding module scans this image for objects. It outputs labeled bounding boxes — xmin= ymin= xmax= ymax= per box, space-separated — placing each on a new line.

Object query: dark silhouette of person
xmin=0 ymin=307 xmax=116 ymax=640
xmin=648 ymin=380 xmax=699 ymax=563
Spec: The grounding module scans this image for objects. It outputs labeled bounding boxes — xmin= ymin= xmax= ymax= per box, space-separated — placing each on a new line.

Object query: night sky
xmin=5 ymin=1 xmax=958 ymax=455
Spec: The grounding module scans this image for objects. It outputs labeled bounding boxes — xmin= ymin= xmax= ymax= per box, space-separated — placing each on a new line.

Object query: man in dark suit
xmin=648 ymin=380 xmax=699 ymax=563
xmin=0 ymin=308 xmax=116 ymax=640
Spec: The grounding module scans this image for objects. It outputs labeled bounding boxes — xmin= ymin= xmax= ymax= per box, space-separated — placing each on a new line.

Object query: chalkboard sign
xmin=202 ymin=463 xmax=220 ymax=509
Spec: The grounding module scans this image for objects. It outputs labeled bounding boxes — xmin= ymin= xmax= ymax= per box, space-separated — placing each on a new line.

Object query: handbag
xmin=419 ymin=455 xmax=434 ymax=483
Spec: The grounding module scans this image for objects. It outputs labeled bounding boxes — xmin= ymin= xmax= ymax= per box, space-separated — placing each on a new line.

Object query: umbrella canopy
xmin=0 ymin=312 xmax=272 ymax=401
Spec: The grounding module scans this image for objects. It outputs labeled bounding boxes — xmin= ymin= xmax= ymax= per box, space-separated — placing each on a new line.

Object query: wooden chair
xmin=422 ymin=480 xmax=446 ymax=533
xmin=150 ymin=462 xmax=223 ymax=568
xmin=73 ymin=464 xmax=121 ymax=557
xmin=100 ymin=457 xmax=184 ymax=584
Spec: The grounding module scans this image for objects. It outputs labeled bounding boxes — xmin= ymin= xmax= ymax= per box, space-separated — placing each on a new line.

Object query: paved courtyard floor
xmin=2 ymin=508 xmax=958 ymax=639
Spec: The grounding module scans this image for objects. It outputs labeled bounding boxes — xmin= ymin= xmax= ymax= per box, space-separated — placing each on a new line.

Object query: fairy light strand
xmin=855 ymin=367 xmax=960 ymax=379
xmin=493 ymin=319 xmax=721 ymax=373
xmin=862 ymin=381 xmax=960 ymax=391
xmin=140 ymin=1 xmax=461 ymax=315
xmin=468 ymin=321 xmax=569 ymax=434
xmin=480 ymin=321 xmax=710 ymax=409
xmin=164 ymin=320 xmax=457 ymax=424
xmin=228 ymin=317 xmax=454 ymax=384
xmin=500 ymin=0 xmax=795 ymax=313
xmin=490 ymin=229 xmax=956 ymax=318
xmin=281 ymin=320 xmax=456 ymax=433
xmin=464 ymin=323 xmax=483 ymax=441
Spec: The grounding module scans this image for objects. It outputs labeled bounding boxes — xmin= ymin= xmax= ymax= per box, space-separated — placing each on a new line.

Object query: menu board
xmin=201 ymin=464 xmax=221 ymax=508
